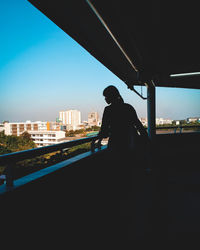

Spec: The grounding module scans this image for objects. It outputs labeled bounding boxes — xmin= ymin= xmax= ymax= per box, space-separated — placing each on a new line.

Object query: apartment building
xmin=59 ymin=110 xmax=81 ymax=130
xmin=4 ymin=121 xmax=48 ymax=136
xmin=187 ymin=117 xmax=200 ymax=123
xmin=3 ymin=121 xmax=65 ymax=147
xmin=156 ymin=118 xmax=173 ymax=125
xmin=28 ymin=130 xmax=66 ymax=147
xmin=0 ymin=123 xmax=4 ymax=132
xmin=88 ymin=112 xmax=100 ymax=127
xmin=138 ymin=117 xmax=173 ymax=126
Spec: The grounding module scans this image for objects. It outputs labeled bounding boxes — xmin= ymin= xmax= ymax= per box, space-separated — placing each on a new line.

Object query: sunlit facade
xmin=4 ymin=121 xmax=48 ymax=136
xmin=59 ymin=110 xmax=81 ymax=130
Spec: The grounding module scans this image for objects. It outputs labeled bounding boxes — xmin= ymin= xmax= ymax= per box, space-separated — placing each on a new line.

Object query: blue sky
xmin=0 ymin=0 xmax=200 ymax=122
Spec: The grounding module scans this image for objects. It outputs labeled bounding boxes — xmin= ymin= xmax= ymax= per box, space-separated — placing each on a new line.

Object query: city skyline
xmin=0 ymin=1 xmax=200 ymax=123
xmin=1 ymin=106 xmax=200 ymax=125
xmin=1 ymin=107 xmax=199 ymax=124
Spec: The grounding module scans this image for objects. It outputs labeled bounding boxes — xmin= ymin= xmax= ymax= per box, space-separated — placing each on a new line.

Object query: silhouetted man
xmin=97 ymin=85 xmax=149 ymax=240
xmin=98 ymin=85 xmax=148 ymax=154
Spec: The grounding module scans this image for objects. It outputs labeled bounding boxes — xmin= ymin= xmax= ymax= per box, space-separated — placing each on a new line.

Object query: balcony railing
xmin=0 ymin=125 xmax=199 ymax=191
xmin=156 ymin=125 xmax=200 ymax=134
xmin=0 ymin=135 xmax=100 ymax=190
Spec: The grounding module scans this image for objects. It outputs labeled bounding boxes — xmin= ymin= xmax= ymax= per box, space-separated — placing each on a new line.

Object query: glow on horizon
xmin=0 ymin=0 xmax=200 ymax=123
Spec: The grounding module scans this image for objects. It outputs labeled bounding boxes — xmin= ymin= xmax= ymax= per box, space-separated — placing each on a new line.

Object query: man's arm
xmin=92 ymin=107 xmax=110 ymax=149
xmin=98 ymin=107 xmax=110 ymax=139
xmin=129 ymin=105 xmax=148 ymax=138
xmin=135 ymin=118 xmax=148 ymax=137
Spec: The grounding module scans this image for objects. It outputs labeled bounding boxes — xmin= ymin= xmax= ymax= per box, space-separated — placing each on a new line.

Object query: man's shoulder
xmin=123 ymin=103 xmax=138 ymax=119
xmin=124 ymin=103 xmax=136 ymax=111
xmin=104 ymin=105 xmax=111 ymax=111
xmin=103 ymin=105 xmax=112 ymax=115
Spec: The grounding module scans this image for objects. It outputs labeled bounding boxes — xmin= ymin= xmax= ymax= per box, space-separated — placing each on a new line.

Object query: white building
xmin=187 ymin=117 xmax=200 ymax=123
xmin=4 ymin=121 xmax=49 ymax=136
xmin=28 ymin=130 xmax=66 ymax=147
xmin=59 ymin=110 xmax=81 ymax=130
xmin=88 ymin=112 xmax=100 ymax=127
xmin=156 ymin=118 xmax=173 ymax=125
xmin=0 ymin=123 xmax=4 ymax=132
xmin=139 ymin=118 xmax=147 ymax=127
xmin=4 ymin=121 xmax=66 ymax=147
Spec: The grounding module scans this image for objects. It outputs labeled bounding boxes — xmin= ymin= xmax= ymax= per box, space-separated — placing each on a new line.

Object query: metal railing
xmin=0 ymin=125 xmax=199 ymax=189
xmin=156 ymin=125 xmax=200 ymax=134
xmin=0 ymin=135 xmax=100 ymax=189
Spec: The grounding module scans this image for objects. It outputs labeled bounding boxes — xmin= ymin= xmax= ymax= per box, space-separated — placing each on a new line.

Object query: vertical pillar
xmin=147 ymin=82 xmax=156 ymax=140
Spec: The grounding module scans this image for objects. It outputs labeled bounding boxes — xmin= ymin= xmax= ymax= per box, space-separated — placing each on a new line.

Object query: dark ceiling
xmin=29 ymin=0 xmax=200 ymax=89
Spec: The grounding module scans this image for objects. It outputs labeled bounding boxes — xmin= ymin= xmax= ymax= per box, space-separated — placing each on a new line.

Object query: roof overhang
xmin=28 ymin=0 xmax=200 ymax=89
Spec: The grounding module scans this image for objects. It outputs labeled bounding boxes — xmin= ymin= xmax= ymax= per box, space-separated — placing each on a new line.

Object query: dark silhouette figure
xmin=97 ymin=85 xmax=150 ymax=240
xmin=98 ymin=85 xmax=148 ymax=154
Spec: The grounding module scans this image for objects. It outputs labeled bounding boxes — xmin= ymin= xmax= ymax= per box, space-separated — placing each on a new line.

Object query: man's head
xmin=103 ymin=85 xmax=121 ymax=104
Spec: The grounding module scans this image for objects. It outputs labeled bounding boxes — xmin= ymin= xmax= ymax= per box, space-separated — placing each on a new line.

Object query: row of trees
xmin=0 ymin=131 xmax=37 ymax=176
xmin=65 ymin=126 xmax=100 ymax=137
xmin=171 ymin=120 xmax=200 ymax=126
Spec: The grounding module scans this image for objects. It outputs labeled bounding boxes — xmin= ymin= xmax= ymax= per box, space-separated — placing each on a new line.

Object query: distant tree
xmin=18 ymin=132 xmax=36 ymax=150
xmin=91 ymin=126 xmax=100 ymax=131
xmin=86 ymin=127 xmax=93 ymax=132
xmin=65 ymin=129 xmax=87 ymax=137
xmin=20 ymin=131 xmax=32 ymax=140
xmin=0 ymin=131 xmax=36 ymax=155
xmin=0 ymin=145 xmax=12 ymax=155
xmin=180 ymin=120 xmax=187 ymax=125
xmin=0 ymin=131 xmax=6 ymax=143
xmin=65 ymin=130 xmax=75 ymax=137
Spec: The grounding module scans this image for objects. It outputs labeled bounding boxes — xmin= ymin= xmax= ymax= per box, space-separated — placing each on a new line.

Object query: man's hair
xmin=103 ymin=85 xmax=120 ymax=97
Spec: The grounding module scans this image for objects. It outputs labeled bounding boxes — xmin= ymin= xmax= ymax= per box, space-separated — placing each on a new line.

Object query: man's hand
xmin=91 ymin=137 xmax=102 ymax=152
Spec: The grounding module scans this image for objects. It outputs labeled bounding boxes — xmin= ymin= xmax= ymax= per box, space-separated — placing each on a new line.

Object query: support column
xmin=147 ymin=82 xmax=156 ymax=140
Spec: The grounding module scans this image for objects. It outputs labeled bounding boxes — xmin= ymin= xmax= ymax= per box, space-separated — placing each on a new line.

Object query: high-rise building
xmin=59 ymin=111 xmax=66 ymax=125
xmin=59 ymin=110 xmax=81 ymax=130
xmin=88 ymin=112 xmax=100 ymax=127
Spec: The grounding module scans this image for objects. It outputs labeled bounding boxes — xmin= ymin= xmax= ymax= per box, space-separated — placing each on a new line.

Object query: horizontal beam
xmin=0 ymin=145 xmax=107 ymax=195
xmin=156 ymin=125 xmax=200 ymax=130
xmin=0 ymin=136 xmax=98 ymax=164
xmin=170 ymin=72 xmax=200 ymax=78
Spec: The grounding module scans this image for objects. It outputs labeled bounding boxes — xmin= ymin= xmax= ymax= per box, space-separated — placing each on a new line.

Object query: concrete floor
xmin=1 ymin=139 xmax=200 ymax=247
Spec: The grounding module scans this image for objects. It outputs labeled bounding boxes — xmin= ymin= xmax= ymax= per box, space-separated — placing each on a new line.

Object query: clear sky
xmin=0 ymin=0 xmax=200 ymax=122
